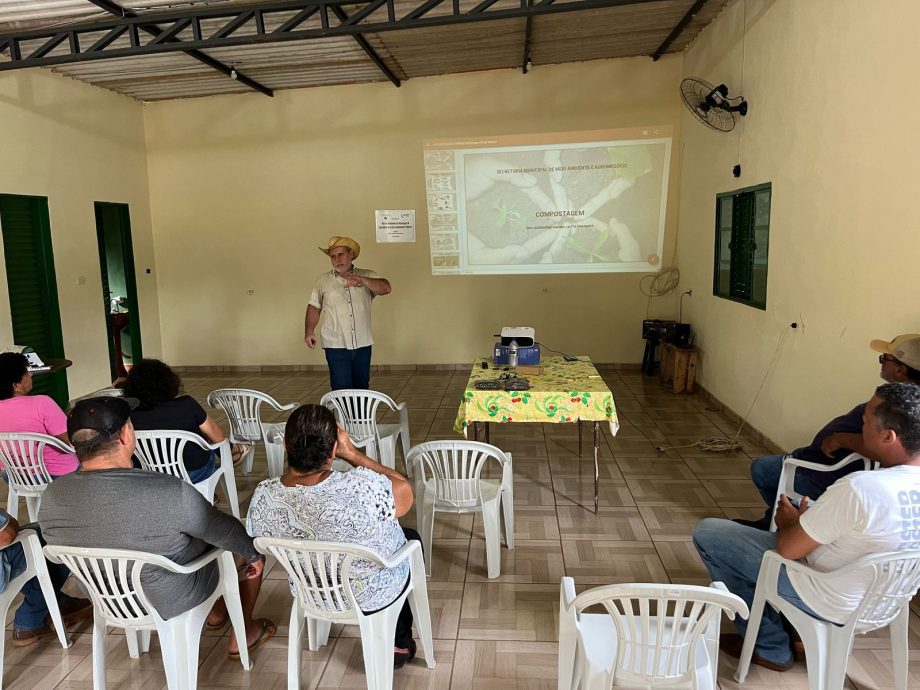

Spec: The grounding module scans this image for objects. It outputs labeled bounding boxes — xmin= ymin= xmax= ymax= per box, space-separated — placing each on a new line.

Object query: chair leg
xmin=289 ymin=603 xmax=306 ymax=689
xmin=501 ymin=485 xmax=514 ymax=550
xmin=25 ymin=495 xmax=39 ymax=523
xmin=220 ymin=465 xmax=241 ymax=518
xmin=733 ymin=596 xmax=765 ymax=683
xmin=6 ymin=489 xmax=17 ymax=523
xmin=418 ymin=499 xmax=435 ymax=578
xmin=25 ymin=537 xmax=71 ymax=650
xmin=891 ymin=606 xmax=910 ymax=690
xmin=481 ymin=497 xmax=502 ymax=579
xmin=221 ymin=554 xmax=251 ymax=671
xmin=407 ymin=550 xmax=436 ymax=669
xmin=306 ymin=615 xmax=332 ymax=652
xmin=92 ymin=616 xmax=108 ymax=690
xmin=399 ymin=428 xmax=412 ymax=478
xmin=358 ymin=610 xmax=399 ymax=690
xmin=241 ymin=446 xmax=255 ymax=475
xmin=126 ymin=628 xmax=144 ymax=658
xmin=158 ymin=617 xmax=197 ymax=690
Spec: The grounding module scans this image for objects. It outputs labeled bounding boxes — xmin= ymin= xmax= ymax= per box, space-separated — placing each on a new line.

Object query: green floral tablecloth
xmin=454 ymin=356 xmax=619 ymax=435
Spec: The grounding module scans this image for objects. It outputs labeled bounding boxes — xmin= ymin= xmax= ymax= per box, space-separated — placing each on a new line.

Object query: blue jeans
xmin=751 ymin=453 xmax=863 ymax=510
xmin=5 ymin=536 xmax=72 ymax=632
xmin=187 ymin=451 xmax=218 ymax=484
xmin=693 ymin=518 xmax=825 ymax=665
xmin=325 ymin=346 xmax=372 ymax=390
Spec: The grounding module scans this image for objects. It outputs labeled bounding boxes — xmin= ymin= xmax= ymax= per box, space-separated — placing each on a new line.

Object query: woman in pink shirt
xmin=0 ymin=353 xmax=78 ymax=476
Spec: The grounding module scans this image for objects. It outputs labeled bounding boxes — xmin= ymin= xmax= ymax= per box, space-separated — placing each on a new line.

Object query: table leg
xmin=578 ymin=420 xmax=583 ymax=456
xmin=485 ymin=422 xmax=491 ymax=445
xmin=593 ymin=422 xmax=600 ymax=514
xmin=472 ymin=422 xmax=479 ymax=442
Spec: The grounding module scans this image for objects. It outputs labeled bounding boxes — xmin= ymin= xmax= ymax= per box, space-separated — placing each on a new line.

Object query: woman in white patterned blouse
xmin=246 ymin=404 xmax=420 ymax=668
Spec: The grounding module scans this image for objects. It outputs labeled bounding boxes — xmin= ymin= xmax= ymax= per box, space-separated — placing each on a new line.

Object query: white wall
xmin=143 ymin=57 xmax=686 ymax=367
xmin=676 ymin=0 xmax=920 ymax=449
xmin=0 ymin=68 xmax=161 ymax=398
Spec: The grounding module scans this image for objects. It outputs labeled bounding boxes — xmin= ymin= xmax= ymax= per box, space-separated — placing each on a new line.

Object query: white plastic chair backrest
xmin=207 ymin=388 xmax=275 ymax=442
xmin=0 ymin=432 xmax=68 ymax=489
xmin=319 ymin=390 xmax=397 ymax=443
xmin=254 ymin=537 xmax=387 ymax=622
xmin=43 ymin=544 xmax=178 ymax=629
xmin=570 ymin=582 xmax=748 ymax=684
xmin=407 ymin=440 xmax=510 ymax=509
xmin=845 ymin=551 xmax=920 ymax=632
xmin=133 ymin=430 xmax=209 ymax=482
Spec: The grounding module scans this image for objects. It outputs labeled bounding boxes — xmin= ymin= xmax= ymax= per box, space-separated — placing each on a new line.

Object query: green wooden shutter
xmin=0 ymin=195 xmax=69 ymax=407
xmin=729 ymin=191 xmax=755 ymax=301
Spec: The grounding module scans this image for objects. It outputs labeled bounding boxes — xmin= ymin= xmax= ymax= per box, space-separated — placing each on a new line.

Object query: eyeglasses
xmin=879 ymin=354 xmax=901 ymax=365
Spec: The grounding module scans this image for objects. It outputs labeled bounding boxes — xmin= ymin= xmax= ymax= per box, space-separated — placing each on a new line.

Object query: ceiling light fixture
xmin=230 ymin=66 xmax=238 ymax=80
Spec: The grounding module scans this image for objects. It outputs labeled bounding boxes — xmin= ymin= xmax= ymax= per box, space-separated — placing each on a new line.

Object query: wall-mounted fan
xmin=680 ymin=77 xmax=748 ymax=133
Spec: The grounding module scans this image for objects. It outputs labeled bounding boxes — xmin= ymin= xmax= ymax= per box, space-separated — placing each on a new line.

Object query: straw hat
xmin=318 ymin=235 xmax=360 ymax=259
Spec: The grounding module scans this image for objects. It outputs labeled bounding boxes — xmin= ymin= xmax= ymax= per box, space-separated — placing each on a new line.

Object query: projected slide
xmin=423 ymin=127 xmax=671 ymax=275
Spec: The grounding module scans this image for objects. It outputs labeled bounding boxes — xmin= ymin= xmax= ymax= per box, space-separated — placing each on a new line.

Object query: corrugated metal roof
xmin=0 ymin=0 xmax=732 ymax=100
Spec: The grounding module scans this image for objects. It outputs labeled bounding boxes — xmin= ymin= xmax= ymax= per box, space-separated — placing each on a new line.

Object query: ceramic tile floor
xmin=3 ymin=367 xmax=918 ymax=688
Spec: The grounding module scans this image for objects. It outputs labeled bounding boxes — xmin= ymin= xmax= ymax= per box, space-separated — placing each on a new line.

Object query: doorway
xmin=94 ymin=202 xmax=142 ymax=380
xmin=0 ymin=194 xmax=69 ymax=407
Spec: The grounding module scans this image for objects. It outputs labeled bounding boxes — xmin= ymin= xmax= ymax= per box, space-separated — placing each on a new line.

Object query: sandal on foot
xmin=228 ymin=618 xmax=276 ymax=660
xmin=394 ymin=639 xmax=417 ymax=669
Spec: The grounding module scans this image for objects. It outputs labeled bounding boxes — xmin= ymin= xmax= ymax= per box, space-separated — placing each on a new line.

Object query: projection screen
xmin=423 ymin=126 xmax=672 ymax=275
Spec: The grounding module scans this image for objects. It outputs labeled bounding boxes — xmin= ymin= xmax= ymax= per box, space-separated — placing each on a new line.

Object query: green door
xmin=94 ymin=202 xmax=142 ymax=379
xmin=0 ymin=194 xmax=68 ymax=407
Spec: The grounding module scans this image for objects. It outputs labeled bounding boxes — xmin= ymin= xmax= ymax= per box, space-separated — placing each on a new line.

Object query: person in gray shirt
xmin=38 ymin=396 xmax=275 ymax=659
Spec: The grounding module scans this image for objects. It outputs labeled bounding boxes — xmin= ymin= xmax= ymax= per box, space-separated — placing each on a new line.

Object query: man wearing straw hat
xmin=305 ymin=236 xmax=392 ymax=390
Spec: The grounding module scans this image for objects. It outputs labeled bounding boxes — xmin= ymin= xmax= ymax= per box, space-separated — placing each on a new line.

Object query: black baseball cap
xmin=67 ymin=396 xmax=138 ymax=447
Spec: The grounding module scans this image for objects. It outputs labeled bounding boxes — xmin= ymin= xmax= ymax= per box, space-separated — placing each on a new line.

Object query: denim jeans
xmin=187 ymin=450 xmax=218 ymax=484
xmin=692 ymin=518 xmax=825 ymax=665
xmin=751 ymin=453 xmax=864 ymax=510
xmin=4 ymin=532 xmax=72 ymax=632
xmin=324 ymin=346 xmax=372 ymax=390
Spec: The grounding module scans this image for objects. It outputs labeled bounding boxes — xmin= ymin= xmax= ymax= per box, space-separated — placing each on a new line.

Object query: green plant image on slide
xmin=463 ymin=142 xmax=666 ymax=267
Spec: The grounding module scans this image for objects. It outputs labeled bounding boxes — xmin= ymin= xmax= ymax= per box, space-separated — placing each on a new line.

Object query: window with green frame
xmin=713 ymin=182 xmax=771 ymax=309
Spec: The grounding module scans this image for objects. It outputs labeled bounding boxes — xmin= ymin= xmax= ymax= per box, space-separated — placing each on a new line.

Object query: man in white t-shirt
xmin=693 ymin=382 xmax=920 ymax=671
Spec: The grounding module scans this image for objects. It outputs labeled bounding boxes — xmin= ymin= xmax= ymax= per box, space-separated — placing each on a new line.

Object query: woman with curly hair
xmin=0 ymin=352 xmax=78 ymax=477
xmin=124 ymin=359 xmax=245 ymax=481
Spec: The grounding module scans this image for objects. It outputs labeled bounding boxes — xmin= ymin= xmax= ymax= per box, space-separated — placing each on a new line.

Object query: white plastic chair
xmin=207 ymin=388 xmax=298 ymax=477
xmin=0 ymin=432 xmax=73 ymax=521
xmin=559 ymin=578 xmax=749 ymax=689
xmin=44 ymin=544 xmax=251 ymax=690
xmin=769 ymin=452 xmax=878 ymax=532
xmin=0 ymin=529 xmax=70 ymax=687
xmin=320 ymin=390 xmax=411 ymax=475
xmin=133 ymin=431 xmax=241 ymax=518
xmin=254 ymin=536 xmax=435 ymax=690
xmin=735 ymin=549 xmax=920 ymax=690
xmin=407 ymin=440 xmax=513 ymax=579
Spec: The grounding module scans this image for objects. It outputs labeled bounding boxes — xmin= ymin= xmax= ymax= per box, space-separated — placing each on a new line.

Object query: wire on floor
xmin=654 ymin=325 xmax=791 ymax=454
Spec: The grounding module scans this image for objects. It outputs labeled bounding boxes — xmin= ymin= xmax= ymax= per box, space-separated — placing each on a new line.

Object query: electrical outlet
xmin=77 ymin=276 xmax=86 ymax=286
xmin=247 ymin=289 xmax=255 ymax=296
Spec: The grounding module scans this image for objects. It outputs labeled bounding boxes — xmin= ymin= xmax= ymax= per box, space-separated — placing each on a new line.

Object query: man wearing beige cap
xmin=305 ymin=236 xmax=391 ymax=390
xmin=736 ymin=334 xmax=920 ymax=530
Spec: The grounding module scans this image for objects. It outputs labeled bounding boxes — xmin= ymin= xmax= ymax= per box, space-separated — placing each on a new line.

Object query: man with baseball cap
xmin=737 ymin=334 xmax=920 ymax=530
xmin=38 ymin=397 xmax=276 ymax=658
xmin=305 ymin=235 xmax=392 ymax=389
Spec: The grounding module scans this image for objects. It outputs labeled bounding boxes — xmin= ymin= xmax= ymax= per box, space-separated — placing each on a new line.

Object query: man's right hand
xmin=305 ymin=334 xmax=317 ymax=349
